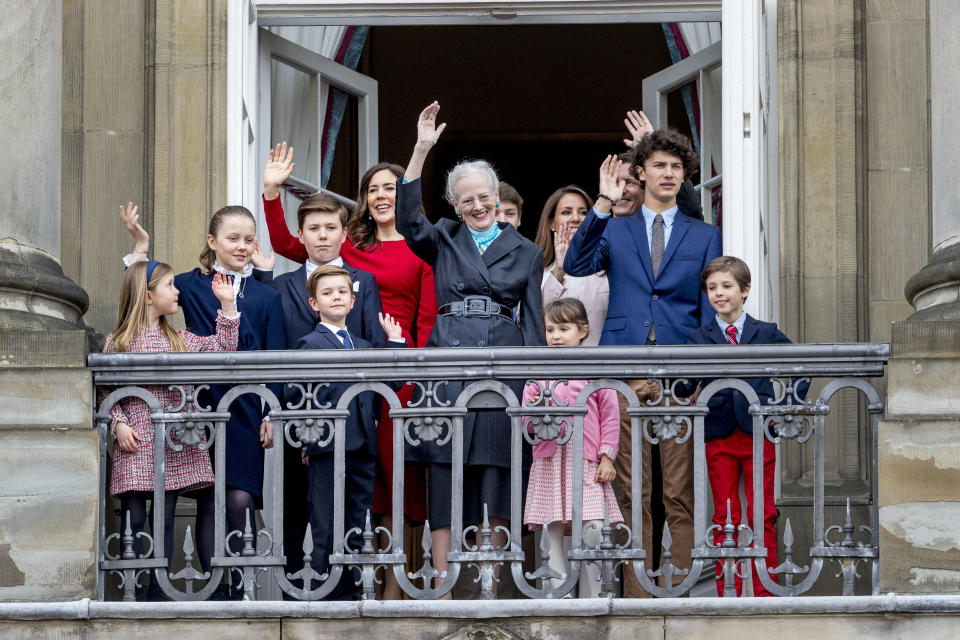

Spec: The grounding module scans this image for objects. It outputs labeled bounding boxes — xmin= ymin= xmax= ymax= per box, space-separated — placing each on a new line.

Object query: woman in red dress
xmin=261 ymin=146 xmax=437 ymax=599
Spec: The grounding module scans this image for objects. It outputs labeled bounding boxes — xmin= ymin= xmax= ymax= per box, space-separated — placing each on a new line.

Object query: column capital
xmin=904 ymin=243 xmax=960 ymax=320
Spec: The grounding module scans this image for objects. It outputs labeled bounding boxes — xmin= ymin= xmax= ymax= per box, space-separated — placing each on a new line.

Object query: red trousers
xmin=706 ymin=427 xmax=778 ymax=596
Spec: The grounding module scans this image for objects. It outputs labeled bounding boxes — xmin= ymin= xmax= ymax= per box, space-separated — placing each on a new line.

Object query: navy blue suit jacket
xmin=262 ymin=262 xmax=387 ymax=348
xmin=685 ymin=314 xmax=807 ymax=440
xmin=294 ymin=325 xmax=384 ymax=457
xmin=563 ymin=209 xmax=722 ymax=346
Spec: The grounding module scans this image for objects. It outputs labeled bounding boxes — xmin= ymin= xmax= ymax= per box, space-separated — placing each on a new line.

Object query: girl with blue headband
xmin=101 ymin=258 xmax=238 ymax=600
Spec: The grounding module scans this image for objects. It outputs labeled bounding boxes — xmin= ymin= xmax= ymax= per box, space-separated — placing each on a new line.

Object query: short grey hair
xmin=445 ymin=160 xmax=500 ymax=205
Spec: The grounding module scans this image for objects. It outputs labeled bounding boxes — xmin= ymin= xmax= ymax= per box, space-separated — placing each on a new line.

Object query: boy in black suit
xmin=295 ymin=265 xmax=406 ymax=600
xmin=685 ymin=256 xmax=805 ymax=597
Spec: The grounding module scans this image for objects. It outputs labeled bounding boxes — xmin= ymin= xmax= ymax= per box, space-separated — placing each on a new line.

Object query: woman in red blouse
xmin=262 ymin=146 xmax=436 ymax=599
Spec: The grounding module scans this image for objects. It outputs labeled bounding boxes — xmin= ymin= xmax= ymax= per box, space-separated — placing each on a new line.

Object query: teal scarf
xmin=468 ymin=223 xmax=501 ymax=253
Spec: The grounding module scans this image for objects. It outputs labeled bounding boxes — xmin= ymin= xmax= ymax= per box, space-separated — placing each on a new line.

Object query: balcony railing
xmin=89 ymin=343 xmax=889 ymax=602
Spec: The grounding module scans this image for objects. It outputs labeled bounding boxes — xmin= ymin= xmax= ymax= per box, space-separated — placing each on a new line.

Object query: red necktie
xmin=725 ymin=325 xmax=739 ymax=345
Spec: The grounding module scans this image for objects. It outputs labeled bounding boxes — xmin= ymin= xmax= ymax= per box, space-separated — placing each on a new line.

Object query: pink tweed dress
xmin=523 ymin=380 xmax=624 ymax=528
xmin=102 ymin=311 xmax=239 ymax=496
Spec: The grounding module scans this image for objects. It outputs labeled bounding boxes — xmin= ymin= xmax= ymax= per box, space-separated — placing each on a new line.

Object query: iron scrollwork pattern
xmin=90 ymin=343 xmax=887 ymax=600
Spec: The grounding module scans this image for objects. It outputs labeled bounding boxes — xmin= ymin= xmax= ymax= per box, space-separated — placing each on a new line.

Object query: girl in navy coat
xmin=121 ymin=203 xmax=286 ymax=594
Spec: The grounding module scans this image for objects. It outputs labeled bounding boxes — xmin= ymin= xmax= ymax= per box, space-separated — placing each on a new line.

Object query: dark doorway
xmin=355 ymin=22 xmax=697 ymax=240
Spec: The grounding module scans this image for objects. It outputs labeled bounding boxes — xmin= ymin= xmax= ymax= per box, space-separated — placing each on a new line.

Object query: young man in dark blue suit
xmin=564 ymin=129 xmax=721 ymax=595
xmin=683 ymin=256 xmax=805 ymax=597
xmin=294 ymin=265 xmax=406 ymax=600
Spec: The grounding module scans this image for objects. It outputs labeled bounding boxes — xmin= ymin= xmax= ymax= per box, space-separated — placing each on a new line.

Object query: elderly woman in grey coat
xmin=396 ymin=102 xmax=545 ymax=595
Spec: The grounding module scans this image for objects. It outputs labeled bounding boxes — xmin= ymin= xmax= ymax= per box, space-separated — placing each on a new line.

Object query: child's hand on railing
xmin=115 ymin=421 xmax=141 ymax=453
xmin=595 ymin=455 xmax=616 ymax=484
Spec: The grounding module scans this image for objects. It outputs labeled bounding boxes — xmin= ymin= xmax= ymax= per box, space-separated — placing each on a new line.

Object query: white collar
xmin=213 ymin=262 xmax=253 ymax=298
xmin=715 ymin=312 xmax=747 ymax=335
xmin=305 ymin=256 xmax=344 ymax=277
xmin=320 ymin=322 xmax=349 ymax=343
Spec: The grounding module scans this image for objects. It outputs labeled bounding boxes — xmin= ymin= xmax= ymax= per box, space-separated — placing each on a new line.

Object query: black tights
xmin=225 ymin=487 xmax=257 ymax=556
xmin=119 ymin=488 xmax=217 ymax=573
xmin=119 ymin=490 xmax=179 ymax=567
xmin=118 ymin=486 xmax=256 ymax=590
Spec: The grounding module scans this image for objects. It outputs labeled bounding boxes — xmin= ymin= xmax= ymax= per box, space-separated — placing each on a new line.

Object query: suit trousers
xmin=614 ymin=379 xmax=695 ymax=597
xmin=706 ymin=427 xmax=778 ymax=597
xmin=307 ymin=449 xmax=377 ymax=601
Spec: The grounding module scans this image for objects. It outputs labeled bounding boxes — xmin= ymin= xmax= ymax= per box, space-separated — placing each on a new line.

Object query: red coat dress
xmin=102 ymin=311 xmax=239 ymax=496
xmin=262 ymin=196 xmax=437 ymax=521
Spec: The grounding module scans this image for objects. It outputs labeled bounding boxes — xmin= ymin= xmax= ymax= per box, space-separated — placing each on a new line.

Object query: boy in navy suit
xmin=295 ymin=265 xmax=406 ymax=600
xmin=685 ymin=256 xmax=803 ymax=597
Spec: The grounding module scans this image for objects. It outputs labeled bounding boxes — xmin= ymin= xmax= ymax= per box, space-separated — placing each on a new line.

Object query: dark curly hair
xmin=629 ymin=129 xmax=699 ymax=185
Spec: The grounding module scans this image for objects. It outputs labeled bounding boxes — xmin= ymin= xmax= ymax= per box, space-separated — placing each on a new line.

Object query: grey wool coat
xmin=395 ymin=177 xmax=545 ymax=466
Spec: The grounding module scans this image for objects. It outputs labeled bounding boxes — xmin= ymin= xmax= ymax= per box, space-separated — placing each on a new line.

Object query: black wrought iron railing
xmin=89 ymin=343 xmax=888 ymax=601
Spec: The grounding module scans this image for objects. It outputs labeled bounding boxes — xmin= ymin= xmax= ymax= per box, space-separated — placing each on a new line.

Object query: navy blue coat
xmin=258 ymin=263 xmax=387 ymax=348
xmin=563 ymin=208 xmax=722 ymax=346
xmin=685 ymin=314 xmax=807 ymax=440
xmin=175 ymin=268 xmax=287 ymax=501
xmin=294 ymin=325 xmax=399 ymax=457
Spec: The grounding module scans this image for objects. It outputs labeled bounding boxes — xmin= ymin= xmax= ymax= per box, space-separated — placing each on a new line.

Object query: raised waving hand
xmin=120 ymin=202 xmax=150 ymax=262
xmin=623 ymin=109 xmax=654 ymax=148
xmin=553 ymin=221 xmax=575 ymax=269
xmin=405 ymin=101 xmax=447 ymax=181
xmin=379 ymin=312 xmax=404 ymax=341
xmin=263 ymin=142 xmax=296 ymax=199
xmin=250 ymin=239 xmax=275 ymax=271
xmin=595 ymin=156 xmax=625 ymax=215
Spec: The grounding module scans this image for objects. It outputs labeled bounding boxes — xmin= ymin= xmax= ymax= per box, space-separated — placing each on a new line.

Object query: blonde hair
xmin=198 ymin=205 xmax=256 ymax=273
xmin=307 ymin=264 xmax=353 ymax=300
xmin=111 ymin=261 xmax=187 ymax=353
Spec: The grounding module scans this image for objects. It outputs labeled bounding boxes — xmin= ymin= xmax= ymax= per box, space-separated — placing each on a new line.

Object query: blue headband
xmin=145 ymin=260 xmax=159 ymax=284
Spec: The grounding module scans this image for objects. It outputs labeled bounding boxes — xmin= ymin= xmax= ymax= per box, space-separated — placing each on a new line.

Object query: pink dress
xmin=102 ymin=311 xmax=239 ymax=496
xmin=523 ymin=379 xmax=624 ymax=528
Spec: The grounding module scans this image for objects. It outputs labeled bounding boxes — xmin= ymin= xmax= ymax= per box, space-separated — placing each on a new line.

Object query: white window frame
xmin=642 ymin=40 xmax=722 ymax=225
xmin=257 ymin=28 xmax=378 ymax=206
xmin=228 ymin=0 xmax=777 ymax=318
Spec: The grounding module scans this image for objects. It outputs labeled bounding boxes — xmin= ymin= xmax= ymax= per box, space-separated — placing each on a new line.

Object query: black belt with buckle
xmin=439 ymin=295 xmax=513 ymax=320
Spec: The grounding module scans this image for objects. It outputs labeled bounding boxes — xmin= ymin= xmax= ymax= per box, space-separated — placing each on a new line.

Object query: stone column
xmin=0 ymin=0 xmax=97 ymax=601
xmin=0 ymin=0 xmax=88 ymax=332
xmin=878 ymin=0 xmax=960 ymax=594
xmin=903 ymin=0 xmax=960 ymax=318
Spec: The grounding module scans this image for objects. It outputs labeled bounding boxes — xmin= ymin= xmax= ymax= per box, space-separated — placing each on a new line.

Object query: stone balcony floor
xmin=2 ymin=594 xmax=960 ymax=639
